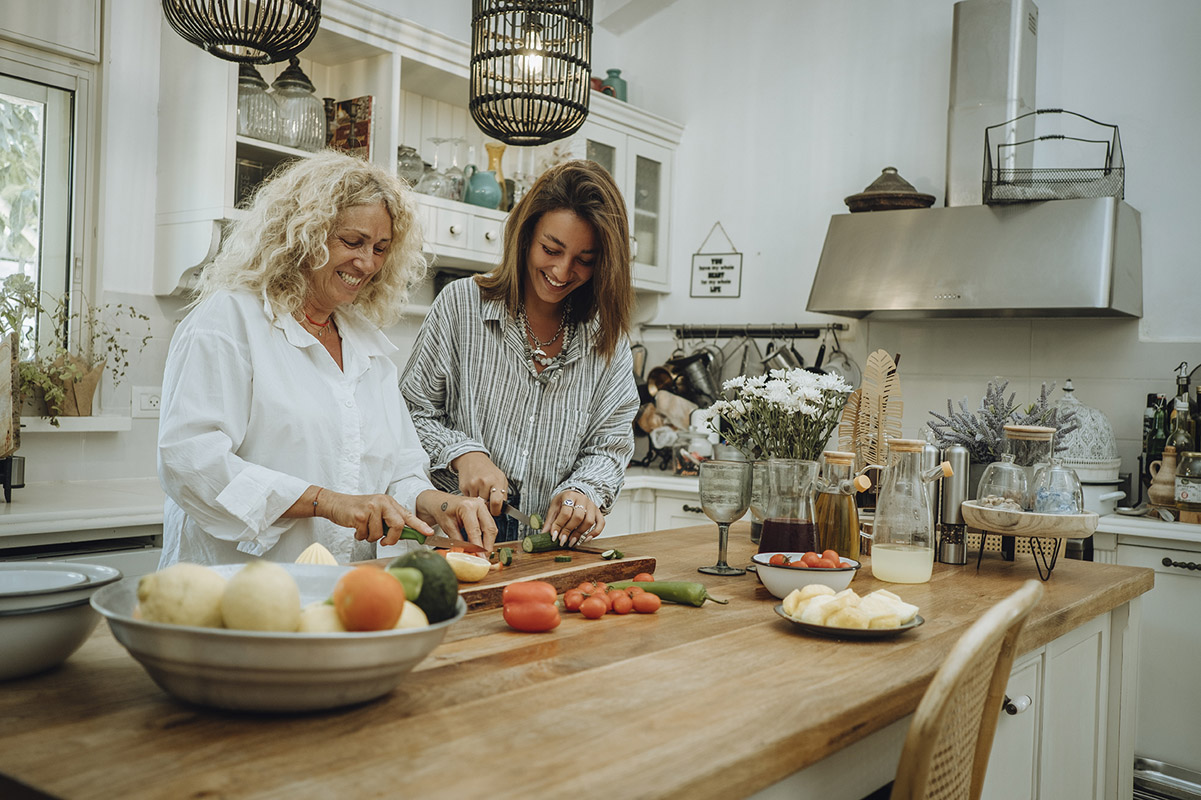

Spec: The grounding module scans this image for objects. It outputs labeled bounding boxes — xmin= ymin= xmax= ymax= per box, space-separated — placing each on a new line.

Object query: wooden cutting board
xmin=456 ymin=548 xmax=656 ymax=612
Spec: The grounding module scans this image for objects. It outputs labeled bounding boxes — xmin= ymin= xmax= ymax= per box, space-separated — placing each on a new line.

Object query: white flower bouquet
xmin=701 ymin=369 xmax=853 ymax=461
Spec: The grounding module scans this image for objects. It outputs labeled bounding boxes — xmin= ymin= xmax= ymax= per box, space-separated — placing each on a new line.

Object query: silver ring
xmin=585 ymin=525 xmax=595 ymax=534
xmin=490 ymin=488 xmax=503 ymax=493
xmin=563 ymin=498 xmax=576 ymax=507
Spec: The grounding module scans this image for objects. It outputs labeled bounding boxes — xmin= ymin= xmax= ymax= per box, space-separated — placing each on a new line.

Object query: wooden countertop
xmin=0 ymin=525 xmax=1153 ymax=800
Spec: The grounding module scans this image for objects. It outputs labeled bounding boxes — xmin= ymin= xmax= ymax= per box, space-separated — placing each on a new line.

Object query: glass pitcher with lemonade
xmin=869 ymin=439 xmax=951 ymax=584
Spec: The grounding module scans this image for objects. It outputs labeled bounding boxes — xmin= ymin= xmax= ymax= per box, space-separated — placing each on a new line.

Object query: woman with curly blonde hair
xmin=159 ymin=151 xmax=495 ymax=567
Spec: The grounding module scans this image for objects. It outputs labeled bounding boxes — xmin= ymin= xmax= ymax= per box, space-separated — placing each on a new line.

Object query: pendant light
xmin=161 ymin=0 xmax=322 ymax=65
xmin=470 ymin=0 xmax=593 ymax=146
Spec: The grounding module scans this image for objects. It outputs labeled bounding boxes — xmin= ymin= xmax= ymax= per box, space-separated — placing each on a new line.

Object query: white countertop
xmin=1096 ymin=512 xmax=1201 ymax=547
xmin=0 ymin=478 xmax=165 ymax=543
xmin=622 ymin=467 xmax=698 ymax=493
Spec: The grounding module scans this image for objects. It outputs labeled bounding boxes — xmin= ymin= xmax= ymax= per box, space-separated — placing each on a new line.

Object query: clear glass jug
xmin=870 ymin=439 xmax=949 ymax=584
xmin=758 ymin=459 xmax=818 ymax=554
xmin=815 ymin=450 xmax=872 ymax=560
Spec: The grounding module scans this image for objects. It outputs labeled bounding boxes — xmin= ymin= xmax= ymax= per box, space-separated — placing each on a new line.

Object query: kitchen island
xmin=0 ymin=524 xmax=1151 ymax=800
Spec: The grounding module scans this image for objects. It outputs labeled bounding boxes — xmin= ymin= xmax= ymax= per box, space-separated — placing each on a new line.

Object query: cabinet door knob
xmin=1003 ymin=694 xmax=1032 ymax=715
xmin=484 ymin=230 xmax=497 ymax=241
xmin=1161 ymin=557 xmax=1199 ymax=570
xmin=629 ymin=235 xmax=639 ymax=258
xmin=682 ymin=504 xmax=703 ymax=514
xmin=449 ymin=224 xmax=462 ymax=236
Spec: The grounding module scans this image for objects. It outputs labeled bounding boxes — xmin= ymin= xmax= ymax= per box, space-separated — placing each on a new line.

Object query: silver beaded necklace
xmin=519 ymin=301 xmax=571 ymax=367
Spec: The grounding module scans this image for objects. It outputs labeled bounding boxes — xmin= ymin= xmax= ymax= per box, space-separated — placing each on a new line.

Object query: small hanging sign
xmin=690 ymin=221 xmax=743 ymax=298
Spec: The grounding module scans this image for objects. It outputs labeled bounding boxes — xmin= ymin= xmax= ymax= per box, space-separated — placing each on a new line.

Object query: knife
xmin=389 ymin=524 xmax=488 ymax=554
xmin=501 ymin=503 xmax=538 ymax=529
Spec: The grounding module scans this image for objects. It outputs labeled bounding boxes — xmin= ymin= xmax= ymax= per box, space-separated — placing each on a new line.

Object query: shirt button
xmin=344 ymin=400 xmax=353 ymax=408
xmin=523 ymin=449 xmax=529 ymax=456
xmin=529 ymin=415 xmax=535 ymax=422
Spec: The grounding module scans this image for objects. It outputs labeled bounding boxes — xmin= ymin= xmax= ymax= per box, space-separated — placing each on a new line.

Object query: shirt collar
xmin=264 ymin=290 xmax=398 ymax=360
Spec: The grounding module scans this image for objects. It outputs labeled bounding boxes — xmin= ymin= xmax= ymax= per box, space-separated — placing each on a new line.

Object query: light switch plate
xmin=132 ymin=386 xmax=161 ymax=418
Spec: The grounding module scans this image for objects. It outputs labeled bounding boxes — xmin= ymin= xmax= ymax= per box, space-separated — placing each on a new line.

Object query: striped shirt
xmin=400 ymin=278 xmax=637 ymax=524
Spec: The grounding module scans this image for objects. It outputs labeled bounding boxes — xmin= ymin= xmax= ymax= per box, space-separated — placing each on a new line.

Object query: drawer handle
xmin=448 ymin=224 xmax=462 ymax=236
xmin=1003 ymin=694 xmax=1031 ymax=715
xmin=1162 ymin=557 xmax=1199 ymax=571
xmin=683 ymin=504 xmax=703 ymax=514
xmin=484 ymin=230 xmax=497 ymax=241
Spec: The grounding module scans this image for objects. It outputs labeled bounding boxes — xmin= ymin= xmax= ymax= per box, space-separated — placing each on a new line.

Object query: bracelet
xmin=313 ymin=487 xmax=323 ymax=517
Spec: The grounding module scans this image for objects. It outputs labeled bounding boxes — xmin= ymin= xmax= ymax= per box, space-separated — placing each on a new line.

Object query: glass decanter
xmin=870 ymin=439 xmax=948 ymax=584
xmin=271 ymin=58 xmax=326 ymax=151
xmin=236 ymin=64 xmax=279 ymax=142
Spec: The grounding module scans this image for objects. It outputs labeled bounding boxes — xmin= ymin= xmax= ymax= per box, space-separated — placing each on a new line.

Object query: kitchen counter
xmin=0 ymin=478 xmax=163 ymax=544
xmin=0 ymin=524 xmax=1152 ymax=799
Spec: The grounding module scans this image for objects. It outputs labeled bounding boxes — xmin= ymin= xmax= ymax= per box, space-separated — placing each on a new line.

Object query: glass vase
xmin=485 ymin=142 xmax=508 ymax=210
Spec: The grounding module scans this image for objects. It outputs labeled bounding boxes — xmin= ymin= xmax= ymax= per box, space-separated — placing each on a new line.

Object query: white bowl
xmin=90 ymin=563 xmax=465 ymax=713
xmin=752 ymin=553 xmax=860 ymax=599
xmin=0 ymin=561 xmax=123 ymax=681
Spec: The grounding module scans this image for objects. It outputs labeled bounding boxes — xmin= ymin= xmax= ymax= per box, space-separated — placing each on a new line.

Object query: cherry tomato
xmin=821 ymin=549 xmax=841 ymax=564
xmin=632 ymin=592 xmax=662 ymax=613
xmin=817 ymin=558 xmax=839 ymax=569
xmin=503 ymin=601 xmax=561 ymax=632
xmin=800 ymin=552 xmax=821 ymax=567
xmin=625 ymin=585 xmax=645 ymax=595
xmin=576 ymin=580 xmax=599 ymax=595
xmin=787 ymin=559 xmax=810 ymax=569
xmin=502 ymin=581 xmax=557 ymax=605
xmin=769 ymin=553 xmax=787 ymax=566
xmin=633 ymin=573 xmax=655 ymax=582
xmin=594 ymin=581 xmax=609 ymax=593
xmin=579 ymin=596 xmax=607 ymax=619
xmin=595 ymin=590 xmax=614 ymax=610
xmin=611 ymin=593 xmax=634 ymax=614
xmin=563 ymin=589 xmax=585 ymax=612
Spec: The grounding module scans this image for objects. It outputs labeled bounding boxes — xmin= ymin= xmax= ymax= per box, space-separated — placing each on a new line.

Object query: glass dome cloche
xmin=1054 ymin=379 xmax=1120 ymax=482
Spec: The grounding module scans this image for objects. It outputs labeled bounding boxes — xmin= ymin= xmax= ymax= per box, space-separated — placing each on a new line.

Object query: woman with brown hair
xmin=399 ymin=159 xmax=638 ymax=551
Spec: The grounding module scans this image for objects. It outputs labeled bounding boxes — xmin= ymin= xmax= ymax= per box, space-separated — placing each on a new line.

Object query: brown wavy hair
xmin=476 ymin=159 xmax=632 ymax=359
xmin=194 ymin=149 xmax=427 ymax=328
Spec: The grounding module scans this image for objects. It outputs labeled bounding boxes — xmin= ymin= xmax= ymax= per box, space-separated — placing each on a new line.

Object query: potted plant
xmin=0 ymin=274 xmax=150 ymax=426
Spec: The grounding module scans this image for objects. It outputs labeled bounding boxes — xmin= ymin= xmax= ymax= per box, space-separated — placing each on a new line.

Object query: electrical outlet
xmin=132 ymin=386 xmax=162 ymax=419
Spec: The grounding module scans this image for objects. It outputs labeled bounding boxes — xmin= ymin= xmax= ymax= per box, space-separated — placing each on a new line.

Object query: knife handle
xmin=381 ymin=521 xmax=430 ymax=545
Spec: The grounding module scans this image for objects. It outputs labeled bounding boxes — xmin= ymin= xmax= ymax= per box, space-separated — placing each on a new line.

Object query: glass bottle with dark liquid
xmin=814 ymin=450 xmax=872 ymax=559
xmin=757 ymin=458 xmax=819 ymax=554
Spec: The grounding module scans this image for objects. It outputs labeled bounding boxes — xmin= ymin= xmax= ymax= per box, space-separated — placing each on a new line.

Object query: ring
xmin=563 ymin=498 xmax=576 ymax=507
xmin=490 ymin=488 xmax=502 ymax=493
xmin=585 ymin=525 xmax=595 ymax=534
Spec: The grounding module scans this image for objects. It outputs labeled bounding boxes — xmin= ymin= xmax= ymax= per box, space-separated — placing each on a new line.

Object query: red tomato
xmin=633 ymin=573 xmax=655 ymax=582
xmin=821 ymin=549 xmax=841 ymax=564
xmin=579 ymin=596 xmax=607 ymax=619
xmin=503 ymin=602 xmax=561 ymax=633
xmin=769 ymin=553 xmax=787 ymax=566
xmin=625 ymin=585 xmax=645 ymax=595
xmin=576 ymin=580 xmax=599 ymax=595
xmin=817 ymin=558 xmax=839 ymax=569
xmin=800 ymin=552 xmax=821 ymax=567
xmin=787 ymin=559 xmax=810 ymax=569
xmin=502 ymin=581 xmax=557 ymax=605
xmin=563 ymin=589 xmax=585 ymax=612
xmin=594 ymin=581 xmax=609 ymax=593
xmin=632 ymin=592 xmax=661 ymax=613
xmin=611 ymin=593 xmax=634 ymax=614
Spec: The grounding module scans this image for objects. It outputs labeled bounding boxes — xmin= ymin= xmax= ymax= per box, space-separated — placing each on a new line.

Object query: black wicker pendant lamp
xmin=470 ymin=0 xmax=594 ymax=146
xmin=161 ymin=0 xmax=322 ymax=64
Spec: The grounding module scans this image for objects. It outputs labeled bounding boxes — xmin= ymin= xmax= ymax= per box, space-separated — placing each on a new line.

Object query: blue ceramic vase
xmin=601 ymin=68 xmax=627 ymax=102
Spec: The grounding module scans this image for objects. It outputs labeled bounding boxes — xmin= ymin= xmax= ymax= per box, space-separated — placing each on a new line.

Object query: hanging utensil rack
xmin=639 ymin=323 xmax=847 ymax=340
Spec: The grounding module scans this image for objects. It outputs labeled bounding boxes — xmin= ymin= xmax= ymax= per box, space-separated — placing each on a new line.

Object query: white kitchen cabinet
xmin=572 ymin=97 xmax=681 ymax=292
xmin=982 ymin=654 xmax=1041 ymax=800
xmin=0 ymin=0 xmax=100 ymax=62
xmin=417 ymin=194 xmax=505 ymax=271
xmin=653 ymin=488 xmax=708 ymax=532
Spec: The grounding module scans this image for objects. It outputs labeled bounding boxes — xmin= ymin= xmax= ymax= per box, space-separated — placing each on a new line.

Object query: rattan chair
xmin=889 ymin=579 xmax=1045 ymax=800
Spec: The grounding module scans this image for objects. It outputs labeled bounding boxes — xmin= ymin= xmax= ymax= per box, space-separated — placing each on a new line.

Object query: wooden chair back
xmin=890 ymin=579 xmax=1044 ymax=800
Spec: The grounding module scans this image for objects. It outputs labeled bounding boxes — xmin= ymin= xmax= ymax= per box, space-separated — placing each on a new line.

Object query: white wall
xmin=612 ymin=0 xmax=1201 ymax=480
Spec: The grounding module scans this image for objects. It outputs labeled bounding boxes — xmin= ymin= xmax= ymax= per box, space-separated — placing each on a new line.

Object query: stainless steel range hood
xmin=805 ymin=0 xmax=1143 ymax=320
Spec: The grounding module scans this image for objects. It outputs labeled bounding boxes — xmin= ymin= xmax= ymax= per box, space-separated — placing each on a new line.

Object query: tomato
xmin=563 ymin=589 xmax=585 ymax=612
xmin=817 ymin=558 xmax=839 ymax=569
xmin=769 ymin=553 xmax=787 ymax=566
xmin=625 ymin=585 xmax=645 ymax=594
xmin=800 ymin=552 xmax=821 ymax=567
xmin=611 ymin=593 xmax=634 ymax=614
xmin=595 ymin=590 xmax=614 ymax=610
xmin=503 ymin=602 xmax=561 ymax=632
xmin=787 ymin=559 xmax=810 ymax=569
xmin=594 ymin=581 xmax=609 ymax=593
xmin=576 ymin=580 xmax=599 ymax=595
xmin=579 ymin=596 xmax=607 ymax=619
xmin=633 ymin=573 xmax=655 ymax=582
xmin=821 ymin=549 xmax=841 ymax=564
xmin=502 ymin=581 xmax=557 ymax=605
xmin=632 ymin=592 xmax=661 ymax=613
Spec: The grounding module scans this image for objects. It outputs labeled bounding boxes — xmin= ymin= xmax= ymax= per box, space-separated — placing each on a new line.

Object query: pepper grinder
xmin=938 ymin=445 xmax=969 ymax=565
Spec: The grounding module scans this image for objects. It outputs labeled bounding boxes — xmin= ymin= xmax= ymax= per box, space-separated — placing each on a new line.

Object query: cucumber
xmin=553 ymin=555 xmax=573 ymax=563
xmin=521 ymin=532 xmax=563 ymax=553
xmin=528 ymin=512 xmax=544 ymax=530
xmin=606 ymin=580 xmax=728 ymax=607
xmin=601 ymin=549 xmax=624 ymax=560
xmin=498 ymin=547 xmax=514 ymax=566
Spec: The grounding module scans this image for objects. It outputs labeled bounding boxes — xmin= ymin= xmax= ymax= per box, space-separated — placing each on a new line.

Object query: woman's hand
xmin=416 ymin=490 xmax=498 ymax=552
xmin=544 ymin=489 xmax=603 ymax=547
xmin=312 ymin=489 xmax=434 ymax=545
xmin=450 ymin=451 xmax=512 ymax=517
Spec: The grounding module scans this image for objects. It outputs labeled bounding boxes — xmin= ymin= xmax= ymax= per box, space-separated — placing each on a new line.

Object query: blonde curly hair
xmin=194 ymin=150 xmax=427 ymax=328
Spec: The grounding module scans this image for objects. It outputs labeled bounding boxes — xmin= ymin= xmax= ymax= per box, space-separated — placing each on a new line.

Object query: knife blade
xmin=501 ymin=503 xmax=534 ymax=528
xmin=390 ymin=524 xmax=488 ymax=554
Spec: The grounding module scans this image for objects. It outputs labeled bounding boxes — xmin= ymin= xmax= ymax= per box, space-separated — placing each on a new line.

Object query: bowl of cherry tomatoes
xmin=752 ymin=550 xmax=860 ymax=599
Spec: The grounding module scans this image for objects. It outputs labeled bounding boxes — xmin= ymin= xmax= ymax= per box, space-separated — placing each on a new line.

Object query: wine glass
xmin=698 ymin=460 xmax=752 ymax=576
xmin=415 ymin=136 xmax=449 ymax=197
xmin=442 ymin=137 xmax=467 ymax=201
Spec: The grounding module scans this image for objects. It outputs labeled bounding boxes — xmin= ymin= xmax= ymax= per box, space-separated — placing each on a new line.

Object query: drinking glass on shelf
xmin=415 ymin=137 xmax=449 ymax=198
xmin=698 ymin=460 xmax=752 ymax=576
xmin=443 ymin=137 xmax=467 ymax=202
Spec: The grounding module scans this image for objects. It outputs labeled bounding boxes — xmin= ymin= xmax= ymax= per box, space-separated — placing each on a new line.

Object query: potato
xmin=828 ymin=606 xmax=870 ymax=630
xmin=799 ymin=594 xmax=838 ymax=625
xmin=782 ymin=589 xmax=806 ymax=617
xmin=798 ymin=584 xmax=836 ymax=602
xmin=832 ymin=588 xmax=861 ymax=607
xmin=136 ymin=563 xmax=227 ymax=628
xmin=221 ymin=561 xmax=301 ymax=632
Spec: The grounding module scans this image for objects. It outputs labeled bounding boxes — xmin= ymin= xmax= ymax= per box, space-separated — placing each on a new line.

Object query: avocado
xmin=387 ymin=550 xmax=460 ymax=623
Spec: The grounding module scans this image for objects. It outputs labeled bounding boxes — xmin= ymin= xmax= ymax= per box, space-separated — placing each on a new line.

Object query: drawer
xmin=470 ymin=214 xmax=504 ymax=257
xmin=432 ymin=206 xmax=470 ymax=248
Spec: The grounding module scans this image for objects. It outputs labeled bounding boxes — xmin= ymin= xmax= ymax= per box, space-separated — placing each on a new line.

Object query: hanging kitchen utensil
xmin=823 ymin=328 xmax=861 ymax=388
xmin=805 ymin=339 xmax=828 ymax=374
xmin=667 ymin=351 xmax=717 ymax=406
xmin=740 ymin=337 xmax=764 ymax=379
xmin=761 ymin=340 xmax=801 ymax=372
xmin=630 ymin=342 xmax=648 ymax=382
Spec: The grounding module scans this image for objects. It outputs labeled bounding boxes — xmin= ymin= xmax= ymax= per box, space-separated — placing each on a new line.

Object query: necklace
xmin=301 ymin=311 xmax=333 ymax=338
xmin=519 ymin=302 xmax=570 ymax=367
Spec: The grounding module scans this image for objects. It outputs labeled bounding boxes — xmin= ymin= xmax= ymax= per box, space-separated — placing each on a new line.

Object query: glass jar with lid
xmin=271 ymin=58 xmax=326 ymax=152
xmin=815 ymin=450 xmax=872 ymax=560
xmin=396 ymin=145 xmax=425 ymax=186
xmin=1030 ymin=458 xmax=1084 ymax=514
xmin=1176 ymin=451 xmax=1201 ymax=524
xmin=1004 ymin=425 xmax=1055 ymax=506
xmin=236 ymin=64 xmax=280 ymax=143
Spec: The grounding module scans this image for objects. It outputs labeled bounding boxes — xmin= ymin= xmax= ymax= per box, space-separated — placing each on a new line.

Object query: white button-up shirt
xmin=158 ymin=290 xmax=433 ymax=566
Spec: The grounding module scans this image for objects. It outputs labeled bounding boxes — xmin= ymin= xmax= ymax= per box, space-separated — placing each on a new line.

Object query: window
xmin=0 ymin=42 xmax=94 ymax=356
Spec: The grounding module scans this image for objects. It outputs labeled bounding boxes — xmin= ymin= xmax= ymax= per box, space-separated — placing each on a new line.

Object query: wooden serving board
xmin=365 ymin=548 xmax=656 ymax=613
xmin=456 ymin=549 xmax=656 ymax=612
xmin=960 ymin=500 xmax=1099 ymax=539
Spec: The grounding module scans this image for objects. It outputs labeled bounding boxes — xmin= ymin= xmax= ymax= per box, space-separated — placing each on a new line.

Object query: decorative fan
xmin=838 ymin=349 xmax=903 ymax=471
